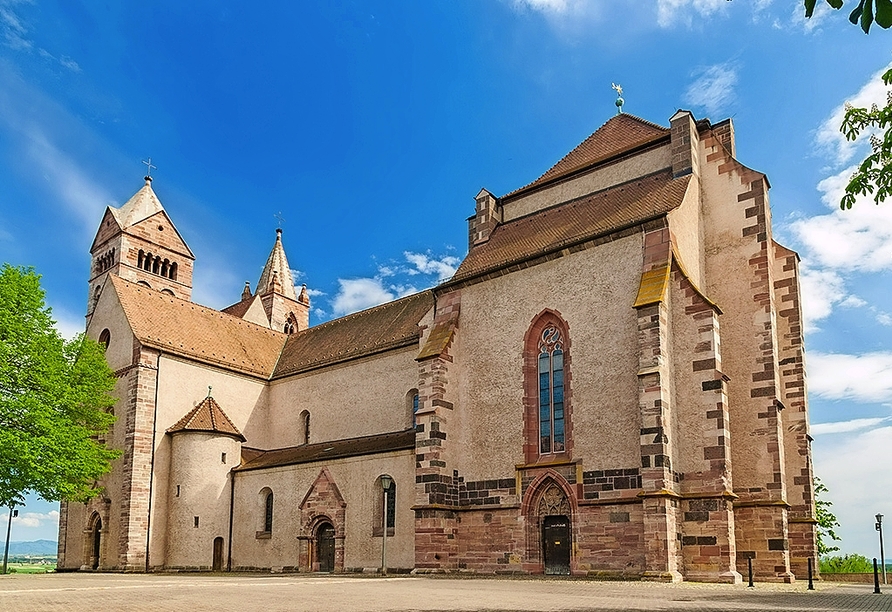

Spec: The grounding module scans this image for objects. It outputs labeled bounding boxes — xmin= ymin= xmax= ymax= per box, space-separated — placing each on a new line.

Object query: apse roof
xmin=167 ymin=395 xmax=246 ymax=441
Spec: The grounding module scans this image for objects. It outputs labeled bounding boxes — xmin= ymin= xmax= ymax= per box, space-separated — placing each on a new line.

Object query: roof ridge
xmin=504 ymin=114 xmax=670 ymax=199
xmin=298 ymin=289 xmax=433 ymax=334
xmin=112 ymin=276 xmax=285 ymax=337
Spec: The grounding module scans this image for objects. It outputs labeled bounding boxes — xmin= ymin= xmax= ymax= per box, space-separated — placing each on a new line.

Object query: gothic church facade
xmin=57 ymin=110 xmax=817 ymax=582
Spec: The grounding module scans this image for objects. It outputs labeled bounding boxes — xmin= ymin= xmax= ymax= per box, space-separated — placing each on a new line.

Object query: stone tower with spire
xmin=87 ymin=176 xmax=195 ymax=323
xmin=227 ymin=229 xmax=309 ymax=333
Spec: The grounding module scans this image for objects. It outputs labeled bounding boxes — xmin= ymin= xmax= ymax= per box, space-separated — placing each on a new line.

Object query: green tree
xmin=837 ymin=67 xmax=892 ymax=209
xmin=0 ymin=264 xmax=119 ymax=509
xmin=805 ymin=0 xmax=892 ymax=33
xmin=820 ymin=553 xmax=875 ymax=573
xmin=814 ymin=477 xmax=842 ymax=556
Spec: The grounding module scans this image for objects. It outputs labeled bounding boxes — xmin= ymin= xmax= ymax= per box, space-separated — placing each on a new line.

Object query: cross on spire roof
xmin=142 ymin=157 xmax=157 ymax=182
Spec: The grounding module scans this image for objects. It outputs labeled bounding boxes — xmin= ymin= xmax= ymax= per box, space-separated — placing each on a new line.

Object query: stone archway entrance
xmin=88 ymin=514 xmax=102 ymax=570
xmin=538 ymin=483 xmax=572 ymax=575
xmin=316 ymin=522 xmax=335 ymax=572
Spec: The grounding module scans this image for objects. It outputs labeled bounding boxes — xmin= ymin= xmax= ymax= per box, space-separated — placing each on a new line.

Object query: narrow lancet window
xmin=538 ymin=325 xmax=565 ymax=454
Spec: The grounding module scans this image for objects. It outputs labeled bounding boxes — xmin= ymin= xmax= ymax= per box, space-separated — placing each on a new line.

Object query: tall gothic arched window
xmin=523 ymin=311 xmax=572 ymax=463
xmin=538 ymin=325 xmax=565 ymax=454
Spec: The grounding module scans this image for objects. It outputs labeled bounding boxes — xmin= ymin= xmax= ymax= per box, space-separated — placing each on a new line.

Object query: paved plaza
xmin=0 ymin=573 xmax=890 ymax=612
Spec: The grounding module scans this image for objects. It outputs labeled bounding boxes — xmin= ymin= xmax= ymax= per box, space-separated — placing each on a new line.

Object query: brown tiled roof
xmin=110 ymin=275 xmax=287 ymax=377
xmin=272 ymin=291 xmax=433 ymax=378
xmin=452 ymin=171 xmax=691 ymax=284
xmin=221 ymin=296 xmax=255 ymax=318
xmin=167 ymin=395 xmax=246 ymax=441
xmin=236 ymin=429 xmax=416 ymax=472
xmin=506 ymin=114 xmax=669 ymax=198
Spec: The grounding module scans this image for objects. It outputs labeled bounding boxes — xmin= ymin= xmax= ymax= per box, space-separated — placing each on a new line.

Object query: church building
xmin=57 ymin=110 xmax=817 ymax=582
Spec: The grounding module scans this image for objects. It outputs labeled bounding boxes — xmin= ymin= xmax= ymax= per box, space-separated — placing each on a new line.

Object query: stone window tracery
xmin=538 ymin=325 xmax=565 ymax=454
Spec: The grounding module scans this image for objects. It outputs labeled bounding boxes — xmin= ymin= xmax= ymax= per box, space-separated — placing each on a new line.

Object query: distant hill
xmin=7 ymin=540 xmax=57 ymax=556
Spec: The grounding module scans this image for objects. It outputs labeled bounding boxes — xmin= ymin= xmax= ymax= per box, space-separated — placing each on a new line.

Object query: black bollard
xmin=748 ymin=557 xmax=754 ymax=588
xmin=875 ymin=558 xmax=882 ymax=594
xmin=807 ymin=557 xmax=814 ymax=590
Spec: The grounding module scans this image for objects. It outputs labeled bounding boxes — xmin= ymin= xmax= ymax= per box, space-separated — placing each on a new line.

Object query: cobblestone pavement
xmin=1 ymin=574 xmax=891 ymax=612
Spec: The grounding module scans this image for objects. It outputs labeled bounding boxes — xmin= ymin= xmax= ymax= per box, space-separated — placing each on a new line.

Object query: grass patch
xmin=3 ymin=562 xmax=55 ymax=574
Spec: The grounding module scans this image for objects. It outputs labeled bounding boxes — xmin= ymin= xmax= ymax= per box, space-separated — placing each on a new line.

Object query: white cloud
xmin=0 ymin=509 xmax=59 ymax=530
xmin=403 ymin=251 xmax=460 ymax=282
xmin=808 ymin=351 xmax=892 ymax=403
xmin=811 ymin=416 xmax=889 ymax=435
xmin=0 ymin=0 xmax=32 ymax=51
xmin=813 ymin=425 xmax=892 ymax=556
xmin=790 ymin=167 xmax=892 ymax=274
xmin=797 ymin=267 xmax=848 ymax=332
xmin=331 ymin=278 xmax=396 ymax=316
xmin=656 ymin=0 xmax=730 ymax=28
xmin=682 ymin=62 xmax=737 ymax=118
xmin=305 ymin=287 xmax=325 ymax=297
xmin=789 ymin=0 xmax=833 ymax=33
xmin=329 ymin=251 xmax=457 ymax=317
xmin=816 ymin=61 xmax=892 ymax=166
xmin=0 ymin=1 xmax=80 ymax=71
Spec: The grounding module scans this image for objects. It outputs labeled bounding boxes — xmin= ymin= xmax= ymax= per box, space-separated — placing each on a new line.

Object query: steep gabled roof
xmin=236 ymin=429 xmax=416 ymax=472
xmin=110 ymin=275 xmax=287 ymax=378
xmin=167 ymin=395 xmax=246 ymax=441
xmin=452 ymin=170 xmax=691 ymax=284
xmin=111 ymin=180 xmax=165 ymax=228
xmin=506 ymin=114 xmax=670 ymax=198
xmin=273 ymin=290 xmax=433 ymax=378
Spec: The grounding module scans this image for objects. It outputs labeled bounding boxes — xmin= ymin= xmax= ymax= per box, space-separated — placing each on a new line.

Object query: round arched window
xmin=98 ymin=329 xmax=111 ymax=350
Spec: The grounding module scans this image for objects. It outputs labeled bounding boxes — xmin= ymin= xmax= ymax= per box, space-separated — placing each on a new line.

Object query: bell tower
xmin=87 ymin=175 xmax=195 ymax=322
xmin=254 ymin=228 xmax=310 ymax=333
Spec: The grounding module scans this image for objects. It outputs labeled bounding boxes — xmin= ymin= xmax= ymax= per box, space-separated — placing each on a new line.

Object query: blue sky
xmin=0 ymin=0 xmax=890 ymax=559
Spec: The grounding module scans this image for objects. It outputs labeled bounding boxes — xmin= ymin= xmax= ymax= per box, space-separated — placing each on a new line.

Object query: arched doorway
xmin=89 ymin=514 xmax=102 ymax=570
xmin=538 ymin=483 xmax=572 ymax=575
xmin=212 ymin=537 xmax=224 ymax=571
xmin=316 ymin=521 xmax=335 ymax=572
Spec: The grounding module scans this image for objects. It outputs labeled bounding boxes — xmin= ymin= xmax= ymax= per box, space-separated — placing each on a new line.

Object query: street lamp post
xmin=877 ymin=514 xmax=887 ymax=585
xmin=381 ymin=475 xmax=392 ymax=576
xmin=2 ymin=506 xmax=16 ymax=575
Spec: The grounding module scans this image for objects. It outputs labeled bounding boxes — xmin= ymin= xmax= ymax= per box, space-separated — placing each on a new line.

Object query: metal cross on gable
xmin=142 ymin=157 xmax=157 ymax=178
xmin=274 ymin=211 xmax=285 ymax=228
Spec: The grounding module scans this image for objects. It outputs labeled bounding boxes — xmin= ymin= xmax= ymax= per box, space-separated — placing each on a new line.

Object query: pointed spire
xmin=257 ymin=228 xmax=297 ymax=300
xmin=242 ymin=281 xmax=252 ymax=301
xmin=298 ymin=283 xmax=310 ymax=305
xmin=110 ymin=181 xmax=165 ymax=228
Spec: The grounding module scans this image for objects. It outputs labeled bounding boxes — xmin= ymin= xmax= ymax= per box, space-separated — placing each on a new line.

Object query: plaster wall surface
xmin=148 ymin=356 xmax=268 ymax=567
xmin=231 ymin=450 xmax=415 ymax=571
xmin=454 ymin=231 xmax=643 ymax=481
xmin=502 ymin=145 xmax=671 ymax=222
xmin=666 ymin=174 xmax=705 ymax=290
xmin=265 ymin=347 xmax=420 ymax=449
xmin=165 ymin=433 xmax=240 ymax=569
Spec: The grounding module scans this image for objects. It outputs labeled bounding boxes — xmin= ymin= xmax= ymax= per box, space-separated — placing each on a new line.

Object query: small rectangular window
xmin=221 ymin=452 xmax=227 ymax=464
xmin=194 ymin=516 xmax=199 ymax=528
xmin=176 ymin=485 xmax=180 ymax=497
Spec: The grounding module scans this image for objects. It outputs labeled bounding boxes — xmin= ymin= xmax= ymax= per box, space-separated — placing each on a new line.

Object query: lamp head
xmin=381 ymin=475 xmax=392 ymax=491
xmin=878 ymin=513 xmax=884 ymax=523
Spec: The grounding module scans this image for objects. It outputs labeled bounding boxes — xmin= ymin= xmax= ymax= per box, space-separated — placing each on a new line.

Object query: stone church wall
xmin=264 ymin=346 xmax=420 ymax=450
xmin=230 ymin=450 xmax=415 ymax=572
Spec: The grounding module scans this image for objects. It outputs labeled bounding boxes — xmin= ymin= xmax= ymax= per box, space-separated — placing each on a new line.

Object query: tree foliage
xmin=806 ymin=0 xmax=892 ymax=33
xmin=814 ymin=477 xmax=842 ymax=556
xmin=838 ymin=68 xmax=892 ymax=209
xmin=0 ymin=264 xmax=119 ymax=508
xmin=819 ymin=553 xmax=875 ymax=573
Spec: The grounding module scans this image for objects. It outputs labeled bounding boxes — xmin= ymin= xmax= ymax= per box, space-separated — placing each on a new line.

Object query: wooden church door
xmin=316 ymin=523 xmax=335 ymax=572
xmin=212 ymin=537 xmax=224 ymax=571
xmin=542 ymin=515 xmax=571 ymax=575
